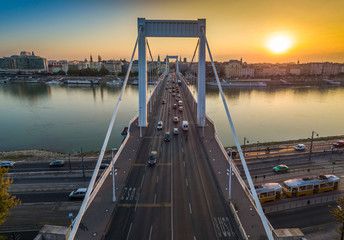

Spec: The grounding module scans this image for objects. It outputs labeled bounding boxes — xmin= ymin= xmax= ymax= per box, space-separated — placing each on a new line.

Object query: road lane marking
xmin=118 ymin=203 xmax=172 ymax=207
xmin=129 ymin=188 xmax=136 ymax=201
xmin=140 ymin=175 xmax=145 ymax=188
xmin=126 ymin=222 xmax=132 ymax=240
xmin=156 ymin=176 xmax=159 ymax=183
xmin=154 ymin=193 xmax=157 ymax=204
xmin=149 ymin=226 xmax=153 ymax=240
xmin=189 ymin=203 xmax=192 ymax=214
xmin=185 ymin=178 xmax=188 ymax=187
xmin=184 ymin=162 xmax=186 ymax=168
xmin=126 ymin=188 xmax=132 ymax=200
xmin=121 ymin=187 xmax=127 ymax=201
xmin=182 ymin=147 xmax=184 ymax=153
xmin=134 ymin=192 xmax=140 ymax=212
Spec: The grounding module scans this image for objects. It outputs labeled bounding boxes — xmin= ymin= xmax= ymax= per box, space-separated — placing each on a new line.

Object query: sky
xmin=1 ymin=0 xmax=344 ymax=63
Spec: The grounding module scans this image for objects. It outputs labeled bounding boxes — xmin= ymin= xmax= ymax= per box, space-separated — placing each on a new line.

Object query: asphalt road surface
xmin=104 ymin=74 xmax=240 ymax=240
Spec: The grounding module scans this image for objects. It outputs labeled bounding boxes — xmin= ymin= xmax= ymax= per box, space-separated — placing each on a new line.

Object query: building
xmin=0 ymin=51 xmax=47 ymax=72
xmin=241 ymin=62 xmax=255 ymax=78
xmin=102 ymin=60 xmax=122 ymax=73
xmin=48 ymin=60 xmax=68 ymax=73
xmin=224 ymin=59 xmax=242 ymax=78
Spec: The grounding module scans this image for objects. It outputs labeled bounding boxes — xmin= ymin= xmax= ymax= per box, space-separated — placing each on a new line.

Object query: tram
xmin=255 ymin=183 xmax=283 ymax=203
xmin=282 ymin=174 xmax=340 ymax=197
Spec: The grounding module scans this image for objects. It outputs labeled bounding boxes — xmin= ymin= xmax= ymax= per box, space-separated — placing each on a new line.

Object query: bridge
xmin=68 ymin=18 xmax=274 ymax=240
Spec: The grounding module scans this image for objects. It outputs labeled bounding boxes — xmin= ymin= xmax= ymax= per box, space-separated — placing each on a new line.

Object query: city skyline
xmin=1 ymin=0 xmax=344 ymax=63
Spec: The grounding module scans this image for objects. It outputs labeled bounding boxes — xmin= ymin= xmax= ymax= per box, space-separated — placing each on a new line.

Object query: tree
xmin=0 ymin=167 xmax=21 ymax=225
xmin=98 ymin=67 xmax=110 ymax=76
xmin=56 ymin=70 xmax=66 ymax=75
xmin=329 ymin=196 xmax=344 ymax=240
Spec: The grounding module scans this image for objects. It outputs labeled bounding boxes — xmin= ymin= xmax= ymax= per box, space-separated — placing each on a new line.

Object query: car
xmin=164 ymin=132 xmax=171 ymax=142
xmin=169 ymin=90 xmax=172 ymax=93
xmin=173 ymin=104 xmax=177 ymax=109
xmin=0 ymin=161 xmax=14 ymax=168
xmin=172 ymin=92 xmax=176 ymax=97
xmin=100 ymin=163 xmax=109 ymax=169
xmin=161 ymin=99 xmax=166 ymax=104
xmin=69 ymin=188 xmax=87 ymax=199
xmin=173 ymin=128 xmax=179 ymax=135
xmin=49 ymin=160 xmax=65 ymax=167
xmin=178 ymin=100 xmax=183 ymax=106
xmin=294 ymin=144 xmax=306 ymax=151
xmin=273 ymin=164 xmax=289 ymax=173
xmin=148 ymin=151 xmax=157 ymax=166
xmin=157 ymin=121 xmax=163 ymax=130
xmin=173 ymin=116 xmax=179 ymax=123
xmin=178 ymin=106 xmax=183 ymax=112
xmin=333 ymin=140 xmax=344 ymax=148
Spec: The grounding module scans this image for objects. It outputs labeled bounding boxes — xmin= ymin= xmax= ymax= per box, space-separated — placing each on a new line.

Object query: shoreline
xmin=1 ymin=135 xmax=343 ymax=161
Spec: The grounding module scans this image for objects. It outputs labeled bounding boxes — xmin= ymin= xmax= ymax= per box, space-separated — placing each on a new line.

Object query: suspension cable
xmin=146 ymin=39 xmax=160 ymax=79
xmin=68 ymin=26 xmax=143 ymax=240
xmin=188 ymin=39 xmax=199 ymax=84
xmin=201 ymin=28 xmax=274 ymax=240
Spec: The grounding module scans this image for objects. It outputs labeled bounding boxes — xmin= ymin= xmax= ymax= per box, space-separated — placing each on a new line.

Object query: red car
xmin=333 ymin=140 xmax=344 ymax=148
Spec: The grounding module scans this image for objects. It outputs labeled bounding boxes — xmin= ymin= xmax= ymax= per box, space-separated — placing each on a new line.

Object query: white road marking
xmin=126 ymin=222 xmax=132 ymax=240
xmin=156 ymin=176 xmax=159 ymax=183
xmin=182 ymin=147 xmax=184 ymax=153
xmin=154 ymin=193 xmax=157 ymax=204
xmin=126 ymin=188 xmax=132 ymax=201
xmin=185 ymin=178 xmax=188 ymax=187
xmin=184 ymin=162 xmax=186 ymax=168
xmin=129 ymin=188 xmax=136 ymax=201
xmin=189 ymin=203 xmax=192 ymax=214
xmin=121 ymin=187 xmax=127 ymax=201
xmin=134 ymin=192 xmax=140 ymax=212
xmin=140 ymin=174 xmax=145 ymax=188
xmin=149 ymin=225 xmax=153 ymax=240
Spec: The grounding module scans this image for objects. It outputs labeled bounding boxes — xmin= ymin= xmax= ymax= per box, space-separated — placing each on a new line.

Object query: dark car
xmin=148 ymin=151 xmax=157 ymax=166
xmin=161 ymin=99 xmax=166 ymax=104
xmin=333 ymin=140 xmax=344 ymax=148
xmin=164 ymin=132 xmax=171 ymax=142
xmin=100 ymin=163 xmax=109 ymax=169
xmin=50 ymin=160 xmax=65 ymax=167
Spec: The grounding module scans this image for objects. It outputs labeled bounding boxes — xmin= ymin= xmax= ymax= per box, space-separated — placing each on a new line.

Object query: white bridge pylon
xmin=138 ymin=18 xmax=206 ymax=127
xmin=165 ymin=55 xmax=179 ymax=75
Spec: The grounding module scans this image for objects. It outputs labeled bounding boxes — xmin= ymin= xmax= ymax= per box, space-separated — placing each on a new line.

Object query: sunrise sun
xmin=267 ymin=35 xmax=292 ymax=54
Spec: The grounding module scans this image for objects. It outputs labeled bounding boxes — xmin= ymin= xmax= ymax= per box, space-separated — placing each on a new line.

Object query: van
xmin=182 ymin=121 xmax=188 ymax=131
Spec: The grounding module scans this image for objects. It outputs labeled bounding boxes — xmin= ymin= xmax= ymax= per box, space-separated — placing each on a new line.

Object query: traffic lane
xmin=13 ymin=191 xmax=77 ymax=203
xmin=12 ymin=177 xmax=91 ymax=184
xmin=9 ymin=159 xmax=111 ymax=172
xmin=267 ymin=203 xmax=336 ymax=229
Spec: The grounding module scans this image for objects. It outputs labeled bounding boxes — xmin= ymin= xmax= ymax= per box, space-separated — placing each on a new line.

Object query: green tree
xmin=0 ymin=167 xmax=21 ymax=225
xmin=98 ymin=67 xmax=110 ymax=76
xmin=56 ymin=70 xmax=66 ymax=75
xmin=329 ymin=196 xmax=344 ymax=240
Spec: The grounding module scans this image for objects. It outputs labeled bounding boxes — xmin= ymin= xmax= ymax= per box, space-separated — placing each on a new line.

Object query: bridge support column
xmin=138 ymin=18 xmax=147 ymax=127
xmin=197 ymin=19 xmax=206 ymax=127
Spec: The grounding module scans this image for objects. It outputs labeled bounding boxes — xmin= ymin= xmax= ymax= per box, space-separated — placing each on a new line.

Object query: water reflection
xmin=0 ymin=82 xmax=343 ymax=153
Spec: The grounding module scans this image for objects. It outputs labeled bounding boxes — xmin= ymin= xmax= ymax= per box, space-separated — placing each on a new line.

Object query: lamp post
xmin=243 ymin=137 xmax=249 ymax=156
xmin=112 ymin=148 xmax=118 ymax=202
xmin=309 ymin=131 xmax=319 ymax=161
xmin=227 ymin=150 xmax=233 ymax=200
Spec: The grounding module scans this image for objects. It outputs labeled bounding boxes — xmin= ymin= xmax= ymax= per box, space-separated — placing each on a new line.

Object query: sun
xmin=267 ymin=35 xmax=292 ymax=54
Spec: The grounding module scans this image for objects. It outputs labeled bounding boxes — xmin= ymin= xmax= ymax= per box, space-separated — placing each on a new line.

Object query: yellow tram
xmin=282 ymin=174 xmax=340 ymax=197
xmin=255 ymin=183 xmax=283 ymax=203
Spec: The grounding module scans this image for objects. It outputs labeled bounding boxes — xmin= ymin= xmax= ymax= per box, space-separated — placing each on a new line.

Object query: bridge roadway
xmin=75 ymin=74 xmax=268 ymax=239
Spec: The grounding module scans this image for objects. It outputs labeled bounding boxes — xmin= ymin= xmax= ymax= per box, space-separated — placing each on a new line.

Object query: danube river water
xmin=0 ymin=82 xmax=343 ymax=153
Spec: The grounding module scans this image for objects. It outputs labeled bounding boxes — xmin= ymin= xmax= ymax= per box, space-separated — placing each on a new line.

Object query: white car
xmin=294 ymin=144 xmax=306 ymax=151
xmin=0 ymin=161 xmax=14 ymax=168
xmin=69 ymin=188 xmax=87 ymax=199
xmin=173 ymin=128 xmax=179 ymax=135
xmin=157 ymin=121 xmax=163 ymax=130
xmin=173 ymin=117 xmax=179 ymax=123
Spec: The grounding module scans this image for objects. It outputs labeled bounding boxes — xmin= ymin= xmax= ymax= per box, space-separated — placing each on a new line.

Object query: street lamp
xmin=309 ymin=131 xmax=319 ymax=161
xmin=243 ymin=137 xmax=249 ymax=155
xmin=227 ymin=149 xmax=233 ymax=200
xmin=111 ymin=148 xmax=118 ymax=202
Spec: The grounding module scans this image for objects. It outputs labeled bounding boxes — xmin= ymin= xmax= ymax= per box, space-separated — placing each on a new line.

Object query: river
xmin=0 ymin=82 xmax=343 ymax=153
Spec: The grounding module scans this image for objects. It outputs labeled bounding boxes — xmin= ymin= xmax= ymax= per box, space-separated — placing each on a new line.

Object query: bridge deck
xmin=75 ymin=74 xmax=268 ymax=240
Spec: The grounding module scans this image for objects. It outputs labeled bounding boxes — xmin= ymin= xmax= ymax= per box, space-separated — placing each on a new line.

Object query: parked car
xmin=164 ymin=132 xmax=171 ymax=142
xmin=173 ymin=117 xmax=179 ymax=123
xmin=148 ymin=151 xmax=157 ymax=166
xmin=100 ymin=163 xmax=109 ymax=169
xmin=273 ymin=164 xmax=289 ymax=173
xmin=50 ymin=160 xmax=65 ymax=167
xmin=157 ymin=121 xmax=163 ymax=130
xmin=333 ymin=140 xmax=344 ymax=148
xmin=173 ymin=128 xmax=179 ymax=135
xmin=294 ymin=144 xmax=306 ymax=151
xmin=0 ymin=161 xmax=14 ymax=168
xmin=69 ymin=188 xmax=87 ymax=199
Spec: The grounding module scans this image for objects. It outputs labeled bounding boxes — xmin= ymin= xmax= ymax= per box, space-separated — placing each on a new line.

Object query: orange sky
xmin=1 ymin=0 xmax=344 ymax=63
